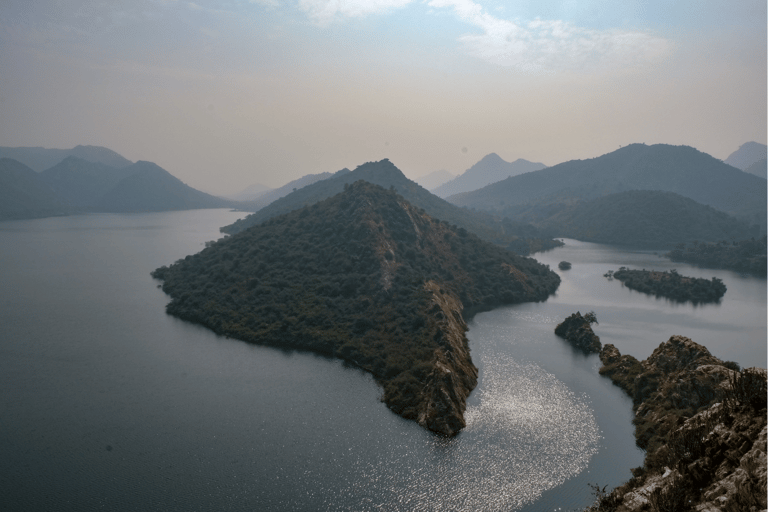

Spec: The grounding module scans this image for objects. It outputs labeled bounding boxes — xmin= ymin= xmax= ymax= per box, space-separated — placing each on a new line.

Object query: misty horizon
xmin=1 ymin=0 xmax=765 ymax=195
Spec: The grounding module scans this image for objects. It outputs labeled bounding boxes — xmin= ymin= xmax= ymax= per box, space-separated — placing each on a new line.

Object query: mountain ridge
xmin=449 ymin=143 xmax=767 ymax=230
xmin=431 ymin=153 xmax=546 ymax=198
xmin=1 ymin=156 xmax=232 ymax=219
xmin=534 ymin=190 xmax=757 ymax=248
xmin=0 ymin=145 xmax=133 ymax=171
xmin=724 ymin=141 xmax=767 ymax=171
xmin=0 ymin=158 xmax=67 ymax=220
xmin=220 ymin=159 xmax=560 ymax=255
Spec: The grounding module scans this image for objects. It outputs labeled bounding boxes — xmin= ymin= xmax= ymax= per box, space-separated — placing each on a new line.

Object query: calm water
xmin=0 ymin=213 xmax=764 ymax=511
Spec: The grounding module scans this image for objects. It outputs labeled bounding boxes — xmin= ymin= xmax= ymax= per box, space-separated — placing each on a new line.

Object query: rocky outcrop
xmin=418 ymin=281 xmax=478 ymax=435
xmin=554 ymin=312 xmax=602 ymax=353
xmin=588 ymin=336 xmax=767 ymax=512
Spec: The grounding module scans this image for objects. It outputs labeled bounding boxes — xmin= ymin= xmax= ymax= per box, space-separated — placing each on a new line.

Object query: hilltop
xmin=431 ymin=153 xmax=546 ymax=198
xmin=0 ymin=156 xmax=231 ymax=219
xmin=0 ymin=145 xmax=133 ymax=171
xmin=152 ymin=181 xmax=560 ymax=435
xmin=220 ymin=159 xmax=560 ymax=255
xmin=40 ymin=157 xmax=138 ymax=209
xmin=90 ymin=161 xmax=229 ymax=212
xmin=449 ymin=144 xmax=767 ymax=231
xmin=724 ymin=141 xmax=767 ymax=171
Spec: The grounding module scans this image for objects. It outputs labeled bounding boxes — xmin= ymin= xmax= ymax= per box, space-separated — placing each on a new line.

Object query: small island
xmin=554 ymin=311 xmax=601 ymax=354
xmin=558 ymin=261 xmax=572 ymax=270
xmin=605 ymin=267 xmax=726 ymax=303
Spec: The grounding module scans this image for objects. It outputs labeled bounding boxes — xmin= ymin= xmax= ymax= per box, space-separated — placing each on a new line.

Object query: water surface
xmin=1 ymin=216 xmax=763 ymax=511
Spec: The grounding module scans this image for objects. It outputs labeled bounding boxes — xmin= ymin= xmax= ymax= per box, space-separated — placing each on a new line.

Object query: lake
xmin=0 ymin=211 xmax=764 ymax=511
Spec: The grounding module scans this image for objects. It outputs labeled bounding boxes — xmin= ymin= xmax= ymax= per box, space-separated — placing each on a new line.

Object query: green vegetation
xmin=450 ymin=143 xmax=767 ymax=231
xmin=535 ymin=190 xmax=757 ymax=248
xmin=554 ymin=311 xmax=601 ymax=354
xmin=153 ymin=181 xmax=560 ymax=434
xmin=220 ymin=159 xmax=561 ymax=255
xmin=607 ymin=267 xmax=726 ymax=303
xmin=665 ymin=236 xmax=767 ymax=277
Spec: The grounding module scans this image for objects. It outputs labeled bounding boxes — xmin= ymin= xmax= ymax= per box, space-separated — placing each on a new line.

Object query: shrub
xmin=724 ymin=368 xmax=767 ymax=412
xmin=648 ymin=473 xmax=690 ymax=512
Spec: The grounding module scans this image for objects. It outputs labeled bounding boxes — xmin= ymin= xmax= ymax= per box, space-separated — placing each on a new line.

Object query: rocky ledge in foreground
xmin=152 ymin=181 xmax=560 ymax=436
xmin=554 ymin=311 xmax=602 ymax=354
xmin=587 ymin=335 xmax=766 ymax=511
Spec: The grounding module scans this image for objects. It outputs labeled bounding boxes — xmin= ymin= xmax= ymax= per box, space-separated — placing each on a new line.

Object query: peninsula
xmin=152 ymin=181 xmax=560 ymax=435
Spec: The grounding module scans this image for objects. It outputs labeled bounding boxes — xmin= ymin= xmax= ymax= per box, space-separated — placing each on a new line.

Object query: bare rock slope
xmin=590 ymin=335 xmax=766 ymax=511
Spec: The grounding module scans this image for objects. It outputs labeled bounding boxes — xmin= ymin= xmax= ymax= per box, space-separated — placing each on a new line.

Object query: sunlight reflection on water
xmin=335 ymin=350 xmax=600 ymax=512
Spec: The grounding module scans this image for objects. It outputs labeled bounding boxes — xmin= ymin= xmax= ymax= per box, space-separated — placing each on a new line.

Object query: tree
xmin=584 ymin=311 xmax=598 ymax=325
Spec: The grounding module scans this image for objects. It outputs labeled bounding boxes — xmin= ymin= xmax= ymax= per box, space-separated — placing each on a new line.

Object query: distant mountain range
xmin=742 ymin=158 xmax=767 ymax=179
xmin=449 ymin=143 xmax=767 ymax=231
xmin=431 ymin=153 xmax=546 ymax=198
xmin=415 ymin=169 xmax=455 ymax=190
xmin=0 ymin=156 xmax=230 ymax=220
xmin=236 ymin=171 xmax=338 ymax=211
xmin=724 ymin=141 xmax=767 ymax=175
xmin=0 ymin=158 xmax=68 ymax=220
xmin=220 ymin=159 xmax=559 ymax=255
xmin=0 ymin=145 xmax=133 ymax=171
xmin=225 ymin=182 xmax=273 ymax=202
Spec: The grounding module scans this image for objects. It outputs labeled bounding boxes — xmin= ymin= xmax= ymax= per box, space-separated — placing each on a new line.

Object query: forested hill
xmin=220 ymin=159 xmax=559 ymax=255
xmin=534 ymin=190 xmax=756 ymax=248
xmin=448 ymin=143 xmax=767 ymax=229
xmin=153 ymin=181 xmax=560 ymax=435
xmin=40 ymin=157 xmax=138 ymax=208
xmin=90 ymin=161 xmax=230 ymax=212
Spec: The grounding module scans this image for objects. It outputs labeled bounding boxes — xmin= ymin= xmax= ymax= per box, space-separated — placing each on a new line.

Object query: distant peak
xmin=479 ymin=153 xmax=504 ymax=162
xmin=131 ymin=160 xmax=166 ymax=172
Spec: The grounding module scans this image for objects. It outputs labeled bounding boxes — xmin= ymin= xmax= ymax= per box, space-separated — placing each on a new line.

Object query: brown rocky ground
xmin=586 ymin=335 xmax=766 ymax=512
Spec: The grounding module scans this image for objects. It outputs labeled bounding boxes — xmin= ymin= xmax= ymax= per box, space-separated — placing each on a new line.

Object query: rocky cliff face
xmin=418 ymin=281 xmax=478 ymax=435
xmin=590 ymin=335 xmax=767 ymax=512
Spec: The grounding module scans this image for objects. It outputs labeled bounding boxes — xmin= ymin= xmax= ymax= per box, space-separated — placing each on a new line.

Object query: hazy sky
xmin=1 ymin=1 xmax=765 ymax=194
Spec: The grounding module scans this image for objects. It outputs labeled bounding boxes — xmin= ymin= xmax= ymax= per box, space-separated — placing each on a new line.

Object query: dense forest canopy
xmin=606 ymin=268 xmax=726 ymax=304
xmin=532 ymin=190 xmax=758 ymax=248
xmin=221 ymin=158 xmax=560 ymax=255
xmin=666 ymin=236 xmax=767 ymax=277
